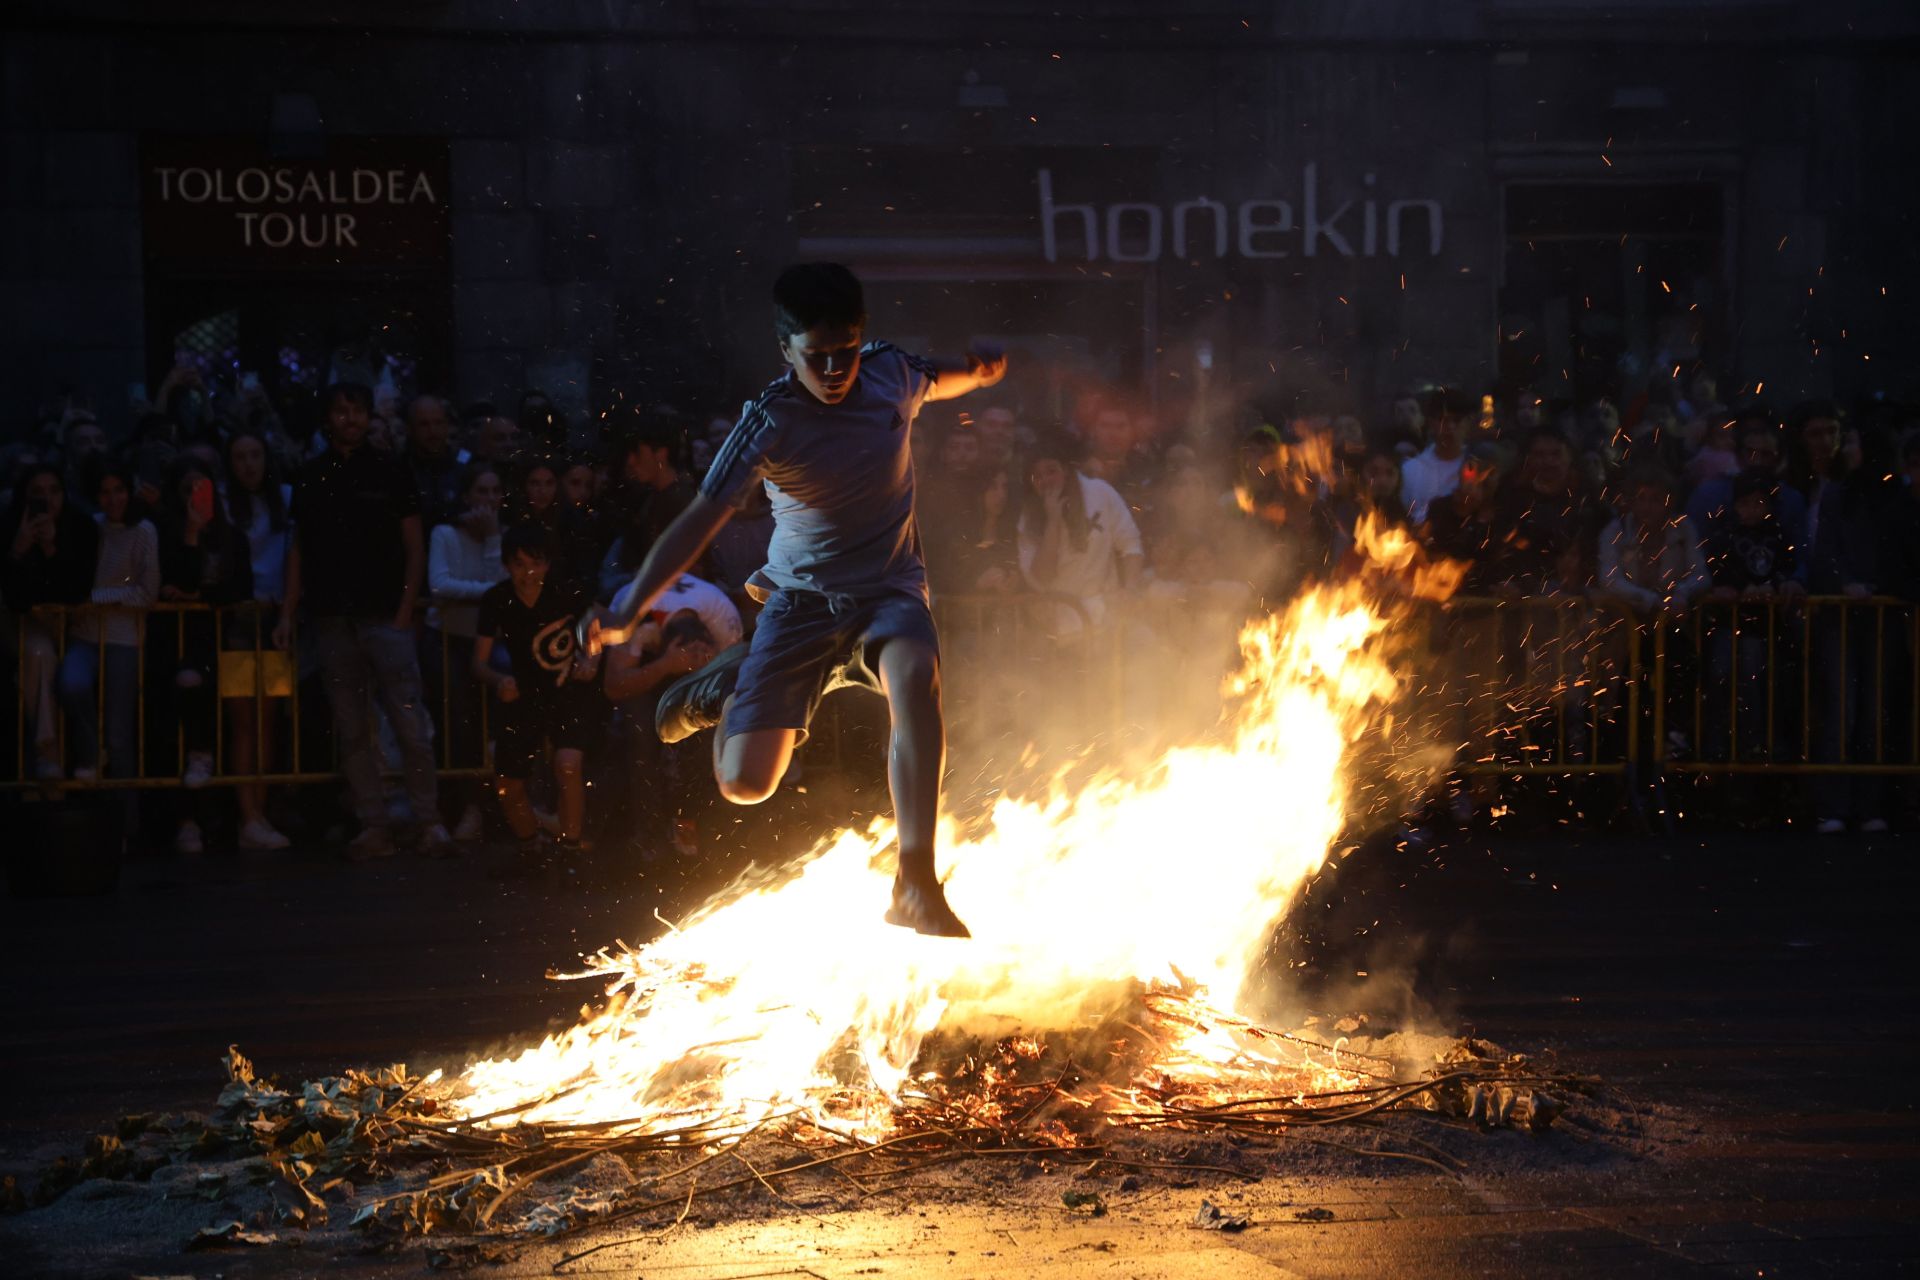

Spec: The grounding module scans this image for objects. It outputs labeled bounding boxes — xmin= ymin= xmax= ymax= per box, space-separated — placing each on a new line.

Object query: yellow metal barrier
xmin=6 ymin=601 xmax=492 ymax=790
xmin=7 ymin=593 xmax=1916 ymax=792
xmin=1653 ymin=594 xmax=1920 ymax=774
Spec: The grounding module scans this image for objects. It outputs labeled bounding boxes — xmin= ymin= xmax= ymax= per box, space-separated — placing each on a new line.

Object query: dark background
xmin=4 ymin=0 xmax=1918 ymax=433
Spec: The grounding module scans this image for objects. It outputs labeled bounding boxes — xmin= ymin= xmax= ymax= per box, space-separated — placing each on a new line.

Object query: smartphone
xmin=189 ymin=476 xmax=216 ymax=525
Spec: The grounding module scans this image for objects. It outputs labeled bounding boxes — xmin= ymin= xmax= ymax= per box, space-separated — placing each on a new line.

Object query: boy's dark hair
xmin=324 ymin=381 xmax=374 ymax=414
xmin=772 ymin=263 xmax=866 ymax=340
xmin=500 ymin=521 xmax=552 ymax=565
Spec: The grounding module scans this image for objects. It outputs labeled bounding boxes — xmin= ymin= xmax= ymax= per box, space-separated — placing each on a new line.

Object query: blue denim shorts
xmin=727 ymin=589 xmax=939 ymax=742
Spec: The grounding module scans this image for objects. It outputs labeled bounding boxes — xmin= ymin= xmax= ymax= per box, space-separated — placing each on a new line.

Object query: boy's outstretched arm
xmin=922 ymin=343 xmax=1009 ymax=403
xmin=584 ymin=493 xmax=735 ymax=653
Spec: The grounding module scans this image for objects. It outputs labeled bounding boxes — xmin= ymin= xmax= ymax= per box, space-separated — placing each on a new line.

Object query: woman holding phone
xmin=156 ymin=456 xmax=252 ymax=853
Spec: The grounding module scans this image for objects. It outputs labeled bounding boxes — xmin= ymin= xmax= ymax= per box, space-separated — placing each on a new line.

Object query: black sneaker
xmin=655 ymin=643 xmax=749 ymax=744
xmin=884 ymin=876 xmax=971 ymax=938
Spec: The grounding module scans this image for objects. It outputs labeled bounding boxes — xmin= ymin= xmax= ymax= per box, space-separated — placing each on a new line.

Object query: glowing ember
xmin=450 ymin=556 xmax=1428 ymax=1143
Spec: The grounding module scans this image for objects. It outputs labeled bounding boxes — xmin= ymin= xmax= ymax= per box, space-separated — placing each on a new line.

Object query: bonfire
xmin=29 ymin=508 xmax=1592 ymax=1252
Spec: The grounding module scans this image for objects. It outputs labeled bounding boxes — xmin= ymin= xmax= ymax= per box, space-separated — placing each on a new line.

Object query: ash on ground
xmin=0 ymin=1010 xmax=1695 ymax=1274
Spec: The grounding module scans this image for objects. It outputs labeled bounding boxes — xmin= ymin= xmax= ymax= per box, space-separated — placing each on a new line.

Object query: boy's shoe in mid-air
xmin=885 ymin=876 xmax=971 ymax=938
xmin=655 ymin=643 xmax=750 ymax=744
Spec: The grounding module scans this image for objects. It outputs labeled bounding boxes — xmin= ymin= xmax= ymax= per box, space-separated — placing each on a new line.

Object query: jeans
xmin=313 ymin=616 xmax=439 ymax=829
xmin=57 ymin=640 xmax=141 ymax=777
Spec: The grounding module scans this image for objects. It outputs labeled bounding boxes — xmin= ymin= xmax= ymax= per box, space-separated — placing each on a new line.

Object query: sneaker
xmin=1861 ymin=818 xmax=1890 ymax=834
xmin=417 ymin=823 xmax=456 ymax=858
xmin=884 ymin=876 xmax=971 ymax=938
xmin=452 ymin=804 xmax=485 ymax=844
xmin=70 ymin=765 xmax=97 ymax=784
xmin=346 ymin=826 xmax=399 ymax=861
xmin=174 ymin=821 xmax=204 ymax=856
xmin=34 ymin=756 xmax=63 ymax=783
xmin=183 ymin=751 xmax=215 ymax=789
xmin=534 ymin=809 xmax=562 ymax=838
xmin=1815 ymin=817 xmax=1847 ymax=836
xmin=655 ymin=643 xmax=749 ymax=744
xmin=238 ymin=818 xmax=291 ymax=851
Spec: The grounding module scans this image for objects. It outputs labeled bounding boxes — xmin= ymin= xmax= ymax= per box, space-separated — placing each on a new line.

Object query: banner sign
xmin=1038 ymin=165 xmax=1444 ymax=263
xmin=142 ymin=136 xmax=450 ymax=272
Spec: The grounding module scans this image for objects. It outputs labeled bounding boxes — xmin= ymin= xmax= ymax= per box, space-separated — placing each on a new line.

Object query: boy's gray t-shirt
xmin=700 ymin=341 xmax=939 ymax=600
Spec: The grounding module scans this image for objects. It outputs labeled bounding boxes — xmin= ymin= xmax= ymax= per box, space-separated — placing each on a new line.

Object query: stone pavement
xmin=1 ymin=822 xmax=1914 ymax=1277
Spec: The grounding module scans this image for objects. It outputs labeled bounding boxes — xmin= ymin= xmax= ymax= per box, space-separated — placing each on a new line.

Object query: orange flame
xmin=450 ymin=531 xmax=1461 ymax=1140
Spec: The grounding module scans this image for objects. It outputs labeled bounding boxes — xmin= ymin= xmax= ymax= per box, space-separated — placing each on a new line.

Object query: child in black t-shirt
xmin=473 ymin=523 xmax=603 ymax=857
xmin=1702 ymin=469 xmax=1799 ymax=596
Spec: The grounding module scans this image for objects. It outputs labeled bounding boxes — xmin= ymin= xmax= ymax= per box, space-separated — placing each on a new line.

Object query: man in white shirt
xmin=1400 ymin=387 xmax=1473 ymax=524
xmin=1017 ymin=437 xmax=1144 ymax=631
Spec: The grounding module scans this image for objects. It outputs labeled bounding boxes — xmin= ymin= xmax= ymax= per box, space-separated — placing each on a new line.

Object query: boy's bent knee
xmin=716 ymin=770 xmax=778 ymax=805
xmin=881 ymin=640 xmax=940 ymax=694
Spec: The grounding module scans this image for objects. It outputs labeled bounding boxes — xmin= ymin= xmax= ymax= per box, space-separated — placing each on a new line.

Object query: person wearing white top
xmin=424 ymin=464 xmax=509 ymax=841
xmin=1597 ymin=476 xmax=1711 ymax=614
xmin=601 ymin=571 xmax=744 ymax=856
xmin=1017 ymin=445 xmax=1144 ymax=633
xmin=1400 ymin=389 xmax=1471 ymax=523
xmin=57 ymin=464 xmax=157 ymax=780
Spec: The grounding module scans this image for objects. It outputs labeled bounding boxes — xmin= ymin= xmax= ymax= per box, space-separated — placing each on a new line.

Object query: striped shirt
xmin=74 ymin=518 xmax=159 ymax=646
xmin=701 ymin=342 xmax=938 ymax=599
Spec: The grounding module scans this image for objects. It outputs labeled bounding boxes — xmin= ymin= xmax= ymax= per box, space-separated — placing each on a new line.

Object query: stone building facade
xmin=3 ymin=0 xmax=1915 ymax=433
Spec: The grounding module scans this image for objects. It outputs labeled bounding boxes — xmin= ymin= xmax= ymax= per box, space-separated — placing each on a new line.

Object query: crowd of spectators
xmin=4 ymin=357 xmax=1918 ymax=858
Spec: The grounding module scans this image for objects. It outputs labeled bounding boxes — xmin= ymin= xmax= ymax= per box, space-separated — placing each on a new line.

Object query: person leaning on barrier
xmin=424 ymin=461 xmax=508 ymax=843
xmin=1017 ymin=431 xmax=1144 ymax=633
xmin=1598 ymin=468 xmax=1711 ymax=617
xmin=1420 ymin=442 xmax=1505 ymax=593
xmin=156 ymin=456 xmax=255 ymax=855
xmin=3 ymin=463 xmax=97 ymax=780
xmin=275 ymin=381 xmax=449 ymax=860
xmin=1489 ymin=428 xmax=1599 ymax=595
xmin=222 ymin=430 xmax=294 ymax=851
xmin=57 ymin=459 xmax=157 ymax=785
xmin=1805 ymin=427 xmax=1906 ymax=834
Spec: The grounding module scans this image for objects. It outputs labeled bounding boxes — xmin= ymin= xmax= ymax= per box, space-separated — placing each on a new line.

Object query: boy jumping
xmin=586 ymin=263 xmax=1005 ymax=937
